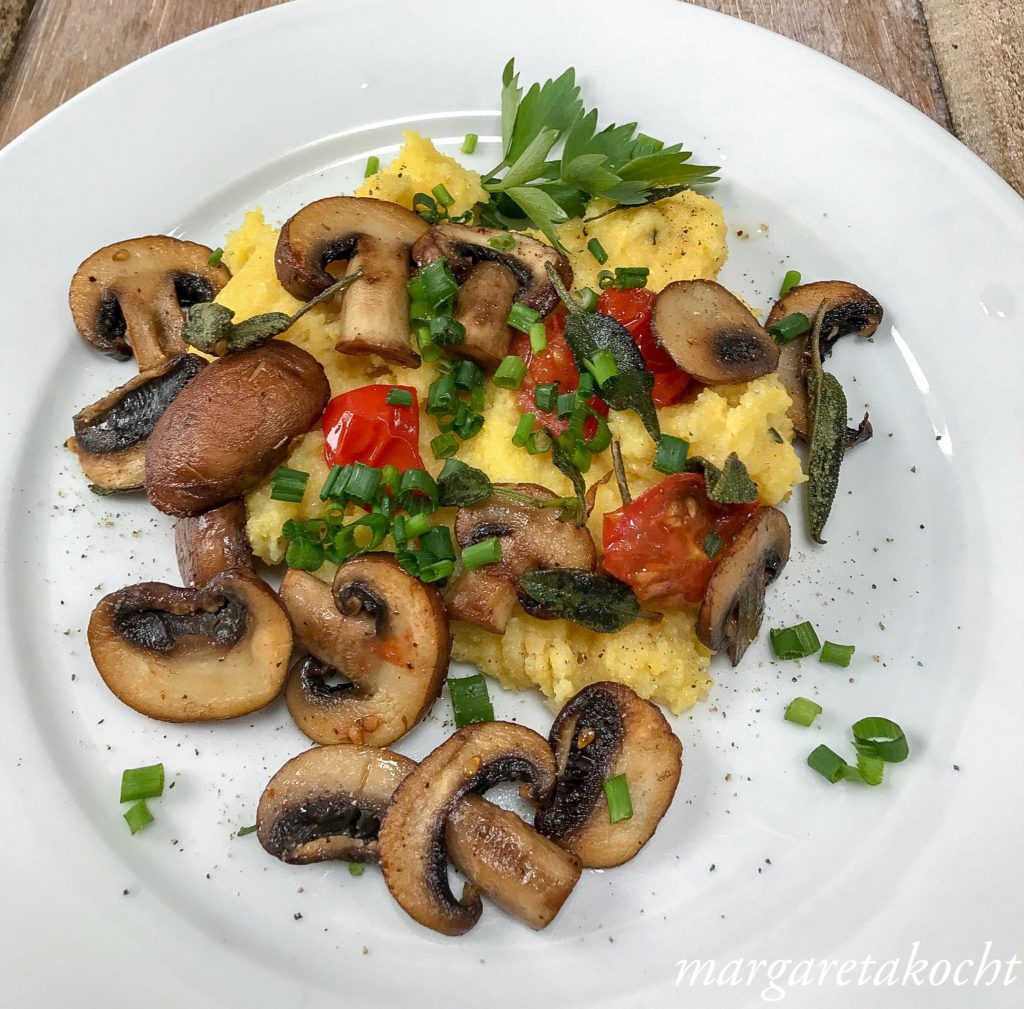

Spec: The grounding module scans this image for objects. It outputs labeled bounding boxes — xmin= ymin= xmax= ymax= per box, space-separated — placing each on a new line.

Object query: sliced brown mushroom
xmin=144 ymin=340 xmax=329 ymax=516
xmin=651 ymin=279 xmax=780 ymax=384
xmin=279 ymin=555 xmax=449 ymax=746
xmin=87 ymin=570 xmax=292 ymax=721
xmin=696 ymin=506 xmax=791 ymax=665
xmin=174 ymin=500 xmax=253 ymax=587
xmin=411 ymin=224 xmax=573 ymax=369
xmin=765 ymin=281 xmax=883 ymax=440
xmin=535 ymin=681 xmax=682 ymax=869
xmin=257 ymin=744 xmax=416 ymax=864
xmin=275 ymin=196 xmax=428 ymax=367
xmin=445 ymin=483 xmax=598 ymax=634
xmin=69 ymin=236 xmax=231 ymax=370
xmin=378 ymin=721 xmax=558 ymax=935
xmin=66 ymin=354 xmax=206 ymax=493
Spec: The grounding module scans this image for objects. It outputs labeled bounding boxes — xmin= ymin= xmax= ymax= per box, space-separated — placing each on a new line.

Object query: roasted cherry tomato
xmin=322 ymin=385 xmax=424 ymax=473
xmin=602 ymin=473 xmax=758 ymax=606
xmin=598 ymin=287 xmax=691 ymax=407
xmin=511 ymin=313 xmax=608 ymax=439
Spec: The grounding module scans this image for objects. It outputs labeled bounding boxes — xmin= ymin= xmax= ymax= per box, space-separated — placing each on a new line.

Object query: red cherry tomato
xmin=598 ymin=287 xmax=692 ymax=407
xmin=511 ymin=313 xmax=608 ymax=439
xmin=322 ymin=385 xmax=424 ymax=473
xmin=602 ymin=473 xmax=758 ymax=606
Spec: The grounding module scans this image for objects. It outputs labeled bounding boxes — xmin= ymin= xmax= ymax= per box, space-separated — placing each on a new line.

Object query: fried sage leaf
xmin=548 ymin=430 xmax=588 ymax=525
xmin=684 ymin=453 xmax=758 ymax=504
xmin=437 ymin=463 xmax=494 ymax=507
xmin=517 ymin=569 xmax=642 ymax=633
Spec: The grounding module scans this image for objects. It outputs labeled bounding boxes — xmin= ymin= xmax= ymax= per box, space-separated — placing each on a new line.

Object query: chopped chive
xmin=529 ymin=322 xmax=548 ymax=353
xmin=397 ymin=468 xmax=438 ymax=511
xmin=344 ymin=463 xmax=382 ymax=503
xmin=329 ymin=514 xmax=389 ymax=562
xmin=784 ymin=696 xmax=823 ymax=727
xmin=461 ymin=133 xmax=479 ymax=154
xmin=488 ymin=233 xmax=517 ymax=252
xmin=431 ymin=432 xmax=459 ymax=459
xmin=429 ymin=315 xmax=466 ymax=345
xmin=583 ymin=413 xmax=612 ymax=453
xmin=120 ymin=763 xmax=165 ymax=803
xmin=652 ymin=434 xmax=689 ymax=474
xmin=319 ymin=463 xmax=347 ymax=501
xmin=587 ymin=238 xmax=608 ymax=264
xmin=852 ymin=716 xmax=909 ymax=763
xmin=556 ymin=392 xmax=578 ymax=419
xmin=385 ymin=387 xmax=413 ymax=407
xmin=512 ymin=413 xmax=537 ymax=448
xmin=613 ymin=266 xmax=649 ymax=289
xmin=207 ymin=247 xmax=224 ymax=267
xmin=348 ymin=862 xmax=365 ymax=877
xmin=597 ymin=269 xmax=615 ymax=290
xmin=123 ymin=800 xmax=154 ymax=835
xmin=438 ymin=457 xmax=467 ymax=480
xmin=270 ymin=466 xmax=310 ymax=503
xmin=431 ymin=183 xmax=454 ymax=208
xmin=702 ymin=530 xmax=724 ymax=559
xmin=603 ymin=774 xmax=633 ymax=823
xmin=417 ymin=258 xmax=459 ymax=310
xmin=453 ymin=409 xmax=484 ymax=441
xmin=770 ymin=621 xmax=821 ymax=660
xmin=452 ymin=359 xmax=483 ymax=390
xmin=421 ymin=525 xmax=455 ymax=562
xmin=526 ymin=430 xmax=551 ymax=454
xmin=853 ymin=748 xmax=885 ymax=785
xmin=807 ymin=744 xmax=849 ymax=783
xmin=285 ymin=537 xmax=324 ymax=571
xmin=237 ymin=824 xmax=258 ymax=837
xmin=380 ymin=464 xmax=400 ymax=493
xmin=780 ymin=270 xmax=802 ymax=297
xmin=820 ymin=641 xmax=856 ymax=667
xmin=507 ymin=303 xmax=542 ymax=334
xmin=462 ymin=536 xmax=503 ymax=571
xmin=578 ymin=288 xmax=599 ymax=312
xmin=766 ymin=312 xmax=811 ymax=345
xmin=470 ymin=384 xmax=486 ymax=411
xmin=403 ymin=512 xmax=432 ymax=540
xmin=448 ymin=673 xmax=495 ymax=728
xmin=412 ymin=191 xmax=439 ymax=223
xmin=418 ymin=558 xmax=455 ymax=583
xmin=493 ymin=355 xmax=527 ymax=390
xmin=426 ymin=373 xmax=457 ymax=415
xmin=534 ymin=382 xmax=558 ymax=413
xmin=584 ymin=348 xmax=619 ymax=387
xmin=576 ymin=372 xmax=596 ymax=397
xmin=364 ymin=155 xmax=380 ymax=178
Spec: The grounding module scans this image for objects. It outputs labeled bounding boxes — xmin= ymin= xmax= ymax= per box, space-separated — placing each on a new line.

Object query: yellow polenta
xmin=213 ymin=134 xmax=805 ymax=714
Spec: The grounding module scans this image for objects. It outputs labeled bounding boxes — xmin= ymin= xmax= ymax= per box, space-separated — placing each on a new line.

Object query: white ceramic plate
xmin=1 ymin=1 xmax=1022 ymax=1006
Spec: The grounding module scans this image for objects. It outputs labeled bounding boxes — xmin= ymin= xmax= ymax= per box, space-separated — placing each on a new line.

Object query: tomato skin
xmin=597 ymin=287 xmax=691 ymax=407
xmin=322 ymin=385 xmax=425 ymax=473
xmin=602 ymin=473 xmax=758 ymax=606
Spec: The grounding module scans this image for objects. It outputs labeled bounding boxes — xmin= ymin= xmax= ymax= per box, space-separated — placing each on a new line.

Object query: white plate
xmin=1 ymin=1 xmax=1022 ymax=1006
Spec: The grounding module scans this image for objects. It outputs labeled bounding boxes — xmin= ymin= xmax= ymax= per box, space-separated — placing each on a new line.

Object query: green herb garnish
xmin=684 ymin=453 xmax=758 ymax=504
xmin=517 ymin=569 xmax=646 ymax=633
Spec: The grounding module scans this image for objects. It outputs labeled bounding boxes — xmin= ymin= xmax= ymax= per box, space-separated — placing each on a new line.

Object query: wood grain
xmin=0 ymin=0 xmax=952 ymax=150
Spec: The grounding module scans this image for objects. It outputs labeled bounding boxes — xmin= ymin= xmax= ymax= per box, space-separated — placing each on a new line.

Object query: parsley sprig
xmin=481 ymin=60 xmax=719 ymax=249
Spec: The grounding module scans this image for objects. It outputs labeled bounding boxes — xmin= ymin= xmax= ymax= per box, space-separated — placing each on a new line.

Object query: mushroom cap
xmin=69 ymin=236 xmax=230 ymax=370
xmin=411 ymin=223 xmax=572 ymax=316
xmin=257 ymin=744 xmax=416 ymax=865
xmin=445 ymin=483 xmax=598 ymax=633
xmin=696 ymin=506 xmax=791 ymax=665
xmin=279 ymin=555 xmax=450 ymax=746
xmin=87 ymin=570 xmax=292 ymax=721
xmin=651 ymin=279 xmax=780 ymax=385
xmin=144 ymin=340 xmax=329 ymax=516
xmin=535 ymin=681 xmax=682 ymax=868
xmin=765 ymin=281 xmax=883 ymax=439
xmin=174 ymin=500 xmax=253 ymax=588
xmin=378 ymin=721 xmax=558 ymax=935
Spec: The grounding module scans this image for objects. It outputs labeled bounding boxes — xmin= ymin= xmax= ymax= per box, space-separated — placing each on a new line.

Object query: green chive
xmin=348 ymin=862 xmax=365 ymax=877
xmin=488 ymin=233 xmax=517 ymax=252
xmin=770 ymin=621 xmax=821 ymax=660
xmin=507 ymin=303 xmax=542 ymax=334
xmin=452 ymin=359 xmax=483 ymax=390
xmin=269 ymin=466 xmax=310 ymax=503
xmin=587 ymin=238 xmax=608 ymax=264
xmin=820 ymin=641 xmax=856 ymax=667
xmin=578 ymin=288 xmax=599 ymax=312
xmin=493 ymin=355 xmax=527 ymax=390
xmin=207 ymin=247 xmax=224 ymax=267
xmin=418 ymin=558 xmax=455 ymax=583
xmin=461 ymin=133 xmax=479 ymax=154
xmin=403 ymin=512 xmax=432 ymax=539
xmin=807 ymin=745 xmax=849 ymax=783
xmin=431 ymin=183 xmax=454 ymax=208
xmin=329 ymin=514 xmax=389 ymax=562
xmin=412 ymin=192 xmax=439 ymax=224
xmin=556 ymin=392 xmax=578 ymax=418
xmin=237 ymin=824 xmax=258 ymax=837
xmin=285 ymin=537 xmax=324 ymax=571
xmin=426 ymin=373 xmax=457 ymax=415
xmin=780 ymin=270 xmax=802 ymax=297
xmin=603 ymin=774 xmax=633 ymax=823
xmin=534 ymin=382 xmax=558 ymax=413
xmin=431 ymin=432 xmax=459 ymax=459
xmin=385 ymin=387 xmax=413 ymax=407
xmin=767 ymin=312 xmax=811 ymax=345
xmin=512 ymin=413 xmax=536 ymax=448
xmin=120 ymin=764 xmax=165 ymax=803
xmin=123 ymin=800 xmax=154 ymax=835
xmin=453 ymin=410 xmax=484 ymax=441
xmin=379 ymin=465 xmax=400 ymax=494
xmin=852 ymin=716 xmax=909 ymax=763
xmin=577 ymin=372 xmax=596 ymax=397
xmin=613 ymin=266 xmax=649 ymax=289
xmin=529 ymin=322 xmax=548 ymax=353
xmin=448 ymin=673 xmax=495 ymax=728
xmin=526 ymin=430 xmax=551 ymax=454
xmin=853 ymin=748 xmax=885 ymax=785
xmin=462 ymin=536 xmax=503 ymax=571
xmin=702 ymin=529 xmax=724 ymax=559
xmin=652 ymin=434 xmax=689 ymax=474
xmin=584 ymin=348 xmax=619 ymax=387
xmin=398 ymin=468 xmax=438 ymax=510
xmin=429 ymin=315 xmax=466 ymax=346
xmin=584 ymin=413 xmax=612 ymax=453
xmin=784 ymin=697 xmax=823 ymax=727
xmin=597 ymin=269 xmax=615 ymax=290
xmin=319 ymin=464 xmax=348 ymax=501
xmin=364 ymin=155 xmax=380 ymax=178
xmin=344 ymin=463 xmax=382 ymax=503
xmin=417 ymin=258 xmax=459 ymax=310
xmin=421 ymin=525 xmax=455 ymax=562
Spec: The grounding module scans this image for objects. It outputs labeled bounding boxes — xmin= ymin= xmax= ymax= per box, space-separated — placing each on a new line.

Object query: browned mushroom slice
xmin=279 ymin=556 xmax=449 ymax=746
xmin=535 ymin=681 xmax=682 ymax=869
xmin=378 ymin=721 xmax=558 ymax=935
xmin=765 ymin=281 xmax=883 ymax=439
xmin=257 ymin=744 xmax=416 ymax=864
xmin=87 ymin=570 xmax=292 ymax=721
xmin=174 ymin=500 xmax=253 ymax=587
xmin=275 ymin=196 xmax=428 ymax=367
xmin=445 ymin=483 xmax=598 ymax=633
xmin=144 ymin=340 xmax=329 ymax=516
xmin=696 ymin=506 xmax=791 ymax=665
xmin=66 ymin=354 xmax=206 ymax=494
xmin=69 ymin=236 xmax=231 ymax=370
xmin=411 ymin=224 xmax=573 ymax=368
xmin=651 ymin=279 xmax=780 ymax=385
